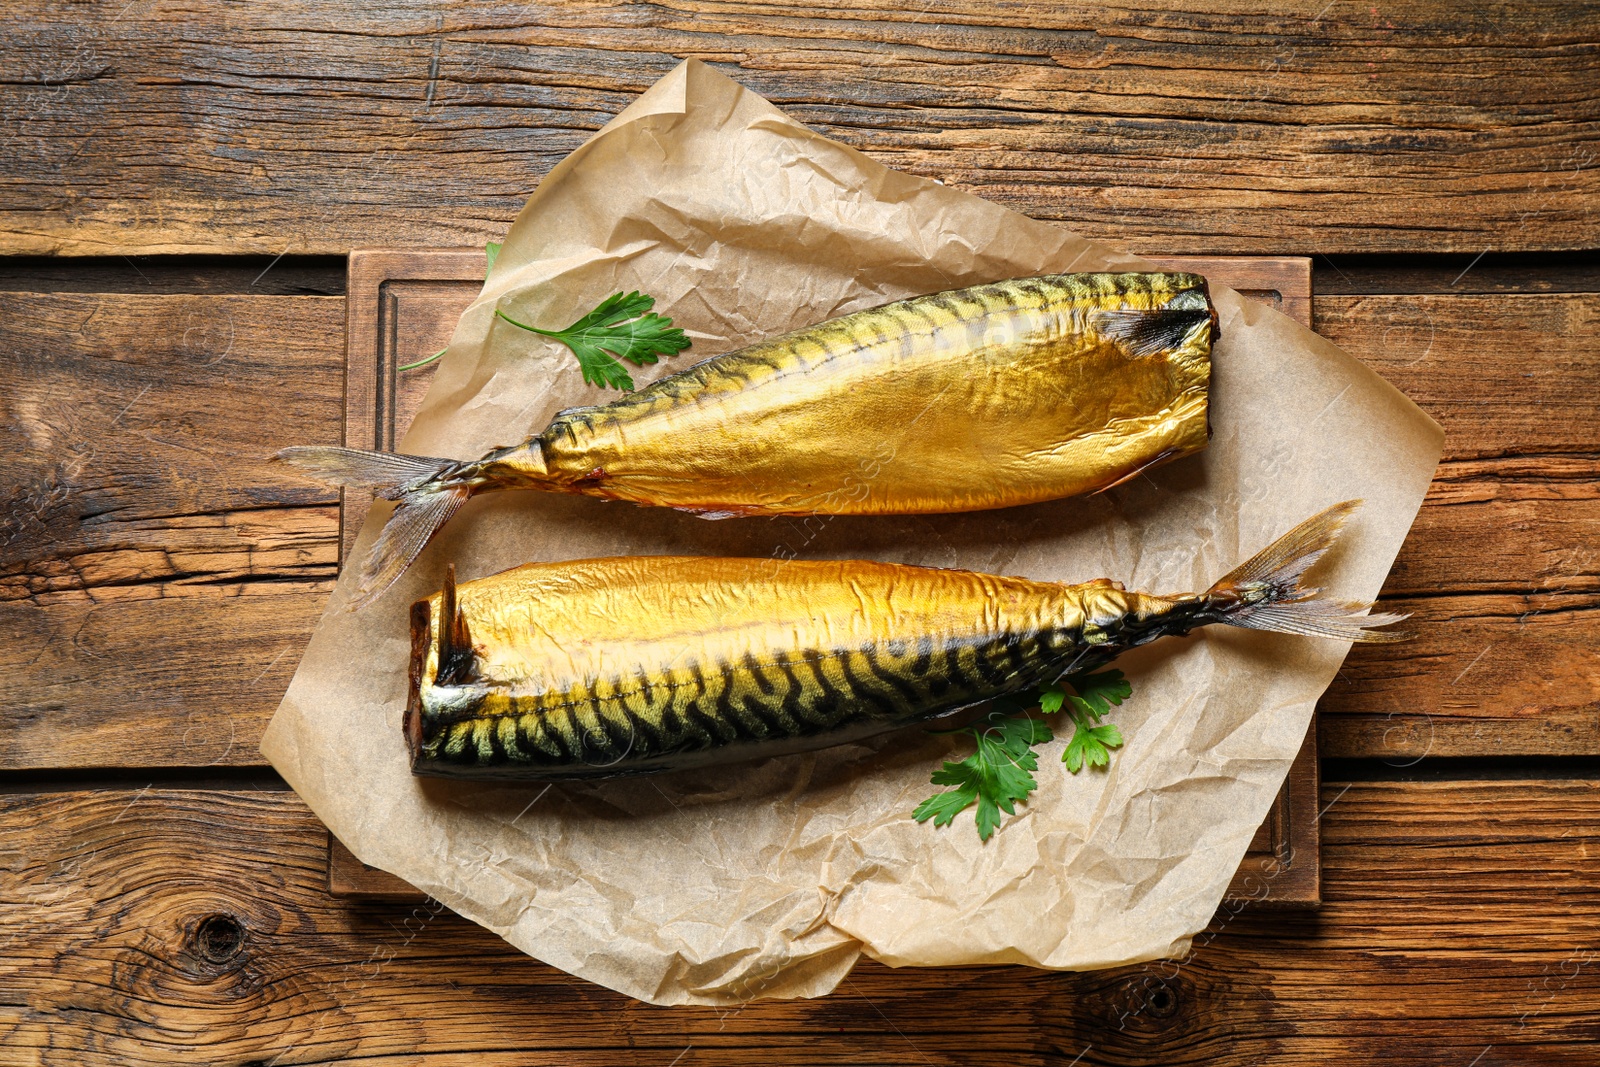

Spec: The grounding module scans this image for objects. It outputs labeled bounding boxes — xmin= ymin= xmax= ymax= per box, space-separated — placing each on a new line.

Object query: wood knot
xmin=1118 ymin=974 xmax=1188 ymax=1030
xmin=1142 ymin=980 xmax=1181 ymax=1019
xmin=1095 ymin=970 xmax=1197 ymax=1035
xmin=192 ymin=913 xmax=246 ymax=964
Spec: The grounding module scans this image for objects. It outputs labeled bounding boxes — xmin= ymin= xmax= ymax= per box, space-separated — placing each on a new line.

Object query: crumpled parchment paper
xmin=262 ymin=58 xmax=1442 ymax=1006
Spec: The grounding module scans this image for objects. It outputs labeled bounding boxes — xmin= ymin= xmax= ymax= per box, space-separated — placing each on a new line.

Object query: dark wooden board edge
xmin=328 ymin=832 xmax=423 ymax=900
xmin=1145 ymin=254 xmax=1312 ymax=327
xmin=1224 ymin=733 xmax=1321 ymax=908
xmin=342 ymin=247 xmax=489 ymax=559
xmin=332 ymin=249 xmax=1320 ymax=907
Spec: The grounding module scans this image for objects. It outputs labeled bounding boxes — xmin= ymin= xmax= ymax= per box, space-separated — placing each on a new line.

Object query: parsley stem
xmin=397 ymin=348 xmax=446 ymax=372
xmin=398 ymin=241 xmax=508 ymax=373
xmin=494 ymin=307 xmax=559 ymax=337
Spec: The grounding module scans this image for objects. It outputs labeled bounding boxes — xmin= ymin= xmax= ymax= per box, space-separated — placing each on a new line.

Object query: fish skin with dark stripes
xmin=278 ymin=272 xmax=1216 ymax=607
xmin=404 ymin=502 xmax=1406 ymax=781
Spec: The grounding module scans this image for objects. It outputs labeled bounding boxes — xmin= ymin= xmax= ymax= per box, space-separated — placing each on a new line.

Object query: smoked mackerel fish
xmin=407 ymin=502 xmax=1400 ymax=780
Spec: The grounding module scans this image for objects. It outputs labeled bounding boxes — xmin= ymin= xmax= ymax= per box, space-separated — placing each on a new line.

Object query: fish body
xmin=489 ymin=272 xmax=1213 ymax=516
xmin=281 ymin=272 xmax=1215 ymax=605
xmin=406 ymin=502 xmax=1403 ymax=780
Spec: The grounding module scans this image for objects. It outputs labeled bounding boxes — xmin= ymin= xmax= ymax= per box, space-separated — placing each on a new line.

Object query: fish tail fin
xmin=350 ymin=488 xmax=471 ymax=609
xmin=1202 ymin=500 xmax=1410 ymax=643
xmin=273 ymin=445 xmax=456 ymax=492
xmin=273 ymin=446 xmax=472 ymax=609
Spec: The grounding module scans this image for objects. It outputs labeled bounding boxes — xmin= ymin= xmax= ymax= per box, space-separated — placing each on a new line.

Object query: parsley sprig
xmin=1042 ymin=669 xmax=1130 ymax=773
xmin=398 ymin=241 xmax=692 ymax=389
xmin=912 ymin=706 xmax=1050 ymax=841
xmin=495 ymin=290 xmax=690 ymax=391
xmin=912 ymin=670 xmax=1131 ymax=841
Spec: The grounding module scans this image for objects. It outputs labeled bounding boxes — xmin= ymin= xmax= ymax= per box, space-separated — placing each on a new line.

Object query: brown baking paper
xmin=262 ymin=59 xmax=1442 ymax=1006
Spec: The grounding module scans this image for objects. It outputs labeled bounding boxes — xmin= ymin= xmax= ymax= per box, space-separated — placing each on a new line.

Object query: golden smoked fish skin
xmin=406 ymin=503 xmax=1405 ymax=781
xmin=507 ymin=272 xmax=1214 ymax=516
xmin=279 ymin=272 xmax=1215 ymax=606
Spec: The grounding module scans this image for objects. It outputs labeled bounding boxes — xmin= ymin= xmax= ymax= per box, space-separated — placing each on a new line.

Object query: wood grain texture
xmin=3 ymin=780 xmax=1596 ymax=1065
xmin=1314 ymin=293 xmax=1600 ymax=759
xmin=2 ymin=1 xmax=1596 ymax=257
xmin=1315 ymin=293 xmax=1600 ymax=459
xmin=0 ymin=293 xmax=342 ymax=769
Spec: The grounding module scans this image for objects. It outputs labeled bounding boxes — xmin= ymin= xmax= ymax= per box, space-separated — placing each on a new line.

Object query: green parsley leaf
xmin=913 ymin=708 xmax=1053 ymax=841
xmin=1059 ymin=669 xmax=1129 ymax=773
xmin=496 ymin=290 xmax=691 ymax=391
xmin=1063 ymin=720 xmax=1124 ymax=773
xmin=1066 ymin=669 xmax=1132 ymax=722
xmin=911 ymin=785 xmax=979 ymax=828
xmin=914 ymin=669 xmax=1136 ymax=841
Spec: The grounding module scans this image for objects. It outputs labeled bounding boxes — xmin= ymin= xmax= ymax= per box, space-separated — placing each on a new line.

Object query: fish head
xmin=407 ymin=677 xmax=498 ymax=760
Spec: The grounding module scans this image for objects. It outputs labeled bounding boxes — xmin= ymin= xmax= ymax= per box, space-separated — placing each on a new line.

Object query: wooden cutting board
xmin=331 ymin=250 xmax=1320 ymax=908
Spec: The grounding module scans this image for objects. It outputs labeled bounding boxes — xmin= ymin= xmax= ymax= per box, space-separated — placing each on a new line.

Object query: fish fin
xmin=273 ymin=445 xmax=456 ymax=496
xmin=1204 ymin=500 xmax=1410 ymax=643
xmin=1095 ymin=446 xmax=1179 ymax=492
xmin=1089 ymin=307 xmax=1213 ymax=358
xmin=681 ymin=507 xmax=757 ymax=520
xmin=349 ymin=486 xmax=471 ymax=610
xmin=274 ymin=446 xmax=474 ymax=609
xmin=435 ymin=563 xmax=478 ymax=685
xmin=1223 ymin=602 xmax=1411 ymax=643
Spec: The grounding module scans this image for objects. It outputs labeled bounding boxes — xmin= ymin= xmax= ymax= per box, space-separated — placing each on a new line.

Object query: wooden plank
xmin=4 ymin=779 xmax=1596 ymax=1064
xmin=1314 ymin=293 xmax=1600 ymax=460
xmin=0 ymin=293 xmax=343 ymax=539
xmin=1324 ymin=588 xmax=1600 ymax=761
xmin=2 ymin=2 xmax=1596 ymax=257
xmin=0 ymin=584 xmax=332 ymax=770
xmin=1322 ymin=461 xmax=1600 ymax=760
xmin=1314 ymin=292 xmax=1600 ymax=758
xmin=1386 ymin=458 xmax=1600 ymax=598
xmin=0 ymin=293 xmax=343 ymax=769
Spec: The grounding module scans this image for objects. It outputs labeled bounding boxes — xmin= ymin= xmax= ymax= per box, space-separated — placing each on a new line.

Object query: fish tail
xmin=273 ymin=445 xmax=472 ymax=608
xmin=1202 ymin=500 xmax=1410 ymax=643
xmin=273 ymin=445 xmax=458 ymax=492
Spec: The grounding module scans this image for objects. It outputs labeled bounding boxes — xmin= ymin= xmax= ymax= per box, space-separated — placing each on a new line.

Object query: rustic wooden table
xmin=3 ymin=3 xmax=1597 ymax=1064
